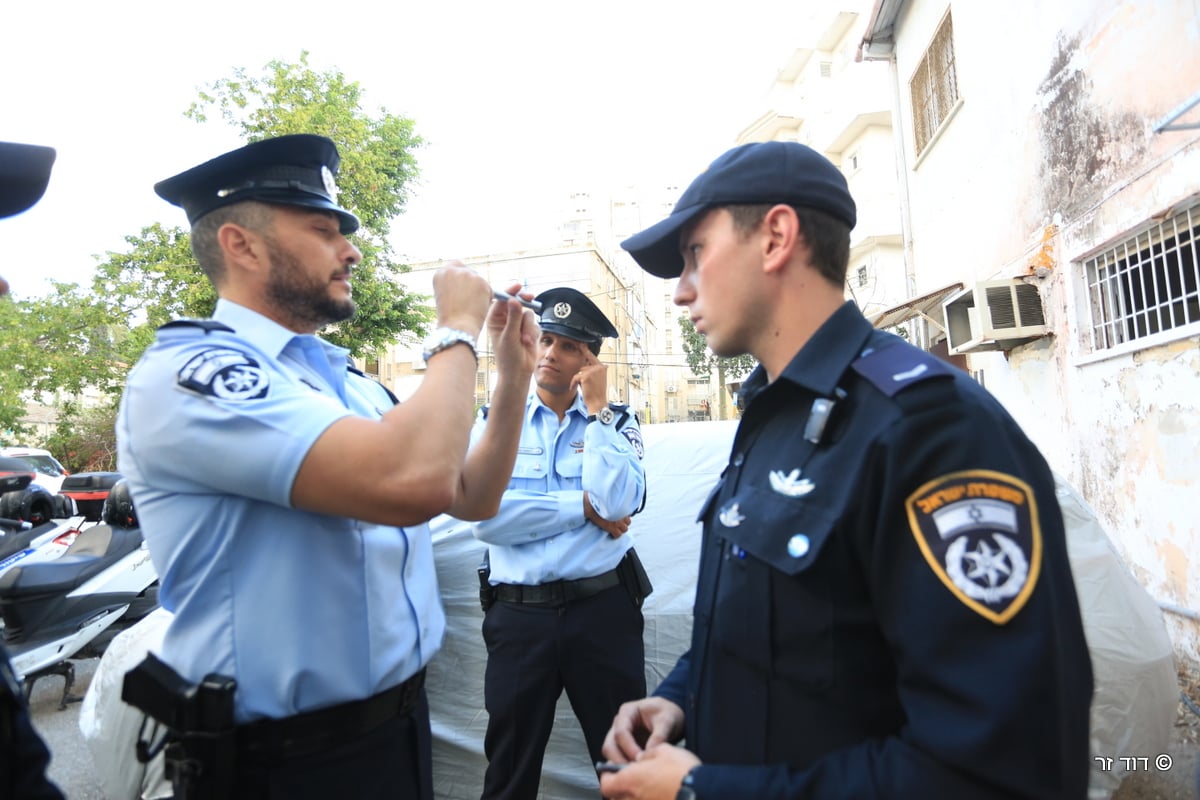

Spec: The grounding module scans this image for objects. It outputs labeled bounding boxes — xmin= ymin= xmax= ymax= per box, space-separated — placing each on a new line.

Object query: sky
xmin=1 ymin=0 xmax=827 ymax=298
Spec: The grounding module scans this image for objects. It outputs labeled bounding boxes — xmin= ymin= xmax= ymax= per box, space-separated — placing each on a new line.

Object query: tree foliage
xmin=677 ymin=314 xmax=757 ymax=380
xmin=678 ymin=314 xmax=757 ymax=420
xmin=0 ymin=52 xmax=431 ymax=451
xmin=185 ymin=51 xmax=432 ymax=353
xmin=0 ymin=284 xmax=125 ymax=441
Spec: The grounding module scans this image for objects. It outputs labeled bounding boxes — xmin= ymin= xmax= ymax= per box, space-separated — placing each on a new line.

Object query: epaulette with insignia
xmin=158 ymin=319 xmax=235 ymax=334
xmin=851 ymin=343 xmax=954 ymax=398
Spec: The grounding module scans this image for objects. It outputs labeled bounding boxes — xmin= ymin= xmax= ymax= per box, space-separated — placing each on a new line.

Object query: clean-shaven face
xmin=674 ymin=208 xmax=764 ymax=358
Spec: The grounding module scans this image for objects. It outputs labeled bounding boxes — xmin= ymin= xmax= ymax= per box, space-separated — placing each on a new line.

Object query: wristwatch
xmin=422 ymin=327 xmax=477 ymax=364
xmin=587 ymin=407 xmax=616 ymax=425
xmin=675 ymin=766 xmax=699 ymax=800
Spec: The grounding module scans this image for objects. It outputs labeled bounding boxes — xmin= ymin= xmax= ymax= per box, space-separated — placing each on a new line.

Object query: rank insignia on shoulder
xmin=904 ymin=470 xmax=1042 ymax=624
xmin=852 ymin=345 xmax=954 ymax=398
xmin=158 ymin=319 xmax=235 ymax=335
xmin=177 ymin=348 xmax=269 ymax=401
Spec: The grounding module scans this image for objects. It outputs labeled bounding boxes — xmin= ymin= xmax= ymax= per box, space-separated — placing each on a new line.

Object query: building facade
xmin=863 ymin=0 xmax=1200 ymax=663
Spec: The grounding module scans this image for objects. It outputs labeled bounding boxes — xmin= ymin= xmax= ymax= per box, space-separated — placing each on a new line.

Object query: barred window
xmin=1083 ymin=205 xmax=1200 ymax=352
xmin=910 ymin=11 xmax=959 ymax=156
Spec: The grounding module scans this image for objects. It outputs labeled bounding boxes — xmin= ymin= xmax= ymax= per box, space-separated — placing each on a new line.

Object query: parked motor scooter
xmin=0 ymin=474 xmax=89 ymax=578
xmin=0 ymin=478 xmax=158 ymax=708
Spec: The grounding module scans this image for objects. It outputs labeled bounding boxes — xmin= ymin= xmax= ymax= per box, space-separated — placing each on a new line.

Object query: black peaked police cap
xmin=155 ymin=134 xmax=360 ymax=234
xmin=534 ymin=288 xmax=618 ymax=347
xmin=621 ymin=141 xmax=857 ymax=278
xmin=0 ymin=141 xmax=57 ymax=219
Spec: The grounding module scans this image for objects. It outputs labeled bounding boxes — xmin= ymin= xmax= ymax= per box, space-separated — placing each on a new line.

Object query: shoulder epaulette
xmin=346 ymin=365 xmax=400 ymax=407
xmin=851 ymin=343 xmax=955 ymax=398
xmin=158 ymin=319 xmax=235 ymax=334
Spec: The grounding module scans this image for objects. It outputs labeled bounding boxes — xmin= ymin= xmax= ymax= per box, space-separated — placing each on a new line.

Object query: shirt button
xmin=787 ymin=534 xmax=811 ymax=558
xmin=732 ymin=453 xmax=745 ymax=466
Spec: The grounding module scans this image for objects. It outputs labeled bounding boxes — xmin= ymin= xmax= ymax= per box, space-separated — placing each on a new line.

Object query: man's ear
xmin=217 ymin=222 xmax=266 ymax=276
xmin=761 ymin=204 xmax=801 ymax=275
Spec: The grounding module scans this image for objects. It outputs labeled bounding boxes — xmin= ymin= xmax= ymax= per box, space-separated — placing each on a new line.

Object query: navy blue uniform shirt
xmin=655 ymin=302 xmax=1092 ymax=799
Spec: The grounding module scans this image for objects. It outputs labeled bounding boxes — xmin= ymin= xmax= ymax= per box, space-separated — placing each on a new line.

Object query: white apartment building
xmin=862 ymin=0 xmax=1200 ymax=663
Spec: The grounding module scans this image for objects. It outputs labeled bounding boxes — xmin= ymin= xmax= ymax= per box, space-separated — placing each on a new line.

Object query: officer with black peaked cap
xmin=472 ymin=285 xmax=648 ymax=799
xmin=117 ymin=133 xmax=537 ymax=800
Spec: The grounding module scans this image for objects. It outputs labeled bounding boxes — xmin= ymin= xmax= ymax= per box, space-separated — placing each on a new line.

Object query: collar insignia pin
xmin=770 ymin=468 xmax=815 ymax=497
xmin=718 ymin=503 xmax=746 ymax=528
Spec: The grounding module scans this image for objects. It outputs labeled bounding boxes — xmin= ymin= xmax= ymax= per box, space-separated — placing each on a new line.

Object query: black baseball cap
xmin=155 ymin=134 xmax=360 ymax=234
xmin=0 ymin=141 xmax=56 ymax=219
xmin=534 ymin=287 xmax=618 ymax=346
xmin=621 ymin=141 xmax=857 ymax=278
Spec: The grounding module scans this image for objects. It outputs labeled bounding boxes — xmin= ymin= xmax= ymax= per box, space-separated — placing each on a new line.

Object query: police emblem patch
xmin=905 ymin=469 xmax=1042 ymax=624
xmin=622 ymin=427 xmax=644 ymax=459
xmin=178 ymin=348 xmax=269 ymax=401
xmin=553 ymin=302 xmax=572 ymax=319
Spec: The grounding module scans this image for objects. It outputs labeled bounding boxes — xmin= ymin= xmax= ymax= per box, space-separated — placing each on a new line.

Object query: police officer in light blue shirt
xmin=116 ymin=134 xmax=538 ymax=800
xmin=471 ymin=287 xmax=649 ymax=799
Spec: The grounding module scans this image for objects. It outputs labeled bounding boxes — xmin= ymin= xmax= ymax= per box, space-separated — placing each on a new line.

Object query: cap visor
xmin=620 ymin=204 xmax=707 ymax=279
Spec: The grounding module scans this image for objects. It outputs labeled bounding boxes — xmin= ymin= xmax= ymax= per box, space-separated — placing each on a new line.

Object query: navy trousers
xmin=233 ymin=690 xmax=433 ymax=800
xmin=480 ymin=583 xmax=645 ymax=800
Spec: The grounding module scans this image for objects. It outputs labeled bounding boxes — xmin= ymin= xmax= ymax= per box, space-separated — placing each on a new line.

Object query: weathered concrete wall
xmin=891 ymin=0 xmax=1200 ymax=664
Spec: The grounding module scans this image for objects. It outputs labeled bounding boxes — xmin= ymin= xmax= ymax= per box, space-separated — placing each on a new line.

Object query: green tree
xmin=678 ymin=314 xmax=757 ymax=420
xmin=0 ymin=53 xmax=431 ymax=454
xmin=0 ymin=284 xmax=125 ymax=441
xmin=185 ymin=50 xmax=431 ymax=354
xmin=43 ymin=401 xmax=120 ymax=473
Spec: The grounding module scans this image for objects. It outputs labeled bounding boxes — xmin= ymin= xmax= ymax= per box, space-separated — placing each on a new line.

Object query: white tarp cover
xmin=80 ymin=420 xmax=1177 ymax=800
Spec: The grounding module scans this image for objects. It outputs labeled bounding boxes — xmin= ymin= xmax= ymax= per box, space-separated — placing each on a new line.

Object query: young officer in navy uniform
xmin=471 ymin=287 xmax=648 ymax=799
xmin=116 ymin=134 xmax=538 ymax=799
xmin=599 ymin=142 xmax=1093 ymax=799
xmin=0 ymin=140 xmax=66 ymax=800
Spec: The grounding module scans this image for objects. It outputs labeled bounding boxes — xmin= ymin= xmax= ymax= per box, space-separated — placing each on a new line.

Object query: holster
xmin=617 ymin=549 xmax=654 ymax=608
xmin=122 ymin=653 xmax=237 ymax=800
xmin=478 ymin=553 xmax=496 ymax=613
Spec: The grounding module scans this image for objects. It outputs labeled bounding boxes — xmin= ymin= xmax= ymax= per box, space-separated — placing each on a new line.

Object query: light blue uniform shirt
xmin=116 ymin=299 xmax=444 ymax=724
xmin=470 ymin=391 xmax=646 ymax=585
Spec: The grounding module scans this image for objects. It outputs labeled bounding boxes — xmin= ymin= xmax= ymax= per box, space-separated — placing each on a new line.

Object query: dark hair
xmin=189 ymin=200 xmax=274 ymax=284
xmin=587 ymin=340 xmax=601 ymax=356
xmin=725 ymin=203 xmax=850 ymax=288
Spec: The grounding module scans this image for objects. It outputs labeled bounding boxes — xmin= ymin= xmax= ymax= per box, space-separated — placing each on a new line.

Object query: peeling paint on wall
xmin=1036 ymin=32 xmax=1147 ymax=217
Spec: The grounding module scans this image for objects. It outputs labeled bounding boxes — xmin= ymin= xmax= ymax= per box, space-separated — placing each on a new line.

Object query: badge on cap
xmin=553 ymin=302 xmax=572 ymax=319
xmin=905 ymin=470 xmax=1041 ymax=624
xmin=321 ymin=165 xmax=339 ymax=200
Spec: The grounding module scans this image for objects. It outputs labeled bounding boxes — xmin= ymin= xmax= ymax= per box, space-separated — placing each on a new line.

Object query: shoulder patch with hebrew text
xmin=905 ymin=470 xmax=1042 ymax=624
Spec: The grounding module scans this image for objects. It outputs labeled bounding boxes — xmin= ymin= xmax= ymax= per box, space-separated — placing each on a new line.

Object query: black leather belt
xmin=236 ymin=668 xmax=425 ymax=762
xmin=494 ymin=566 xmax=622 ymax=606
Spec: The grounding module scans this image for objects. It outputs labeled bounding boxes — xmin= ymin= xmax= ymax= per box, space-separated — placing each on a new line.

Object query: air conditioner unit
xmin=942 ymin=280 xmax=1048 ymax=355
xmin=665 ymin=384 xmax=678 ymax=393
xmin=411 ymin=358 xmax=426 ymax=371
